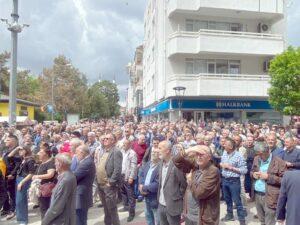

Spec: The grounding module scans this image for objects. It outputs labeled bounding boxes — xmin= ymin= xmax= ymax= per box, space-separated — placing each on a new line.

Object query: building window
xmin=185 ymin=19 xmax=242 ymax=32
xmin=185 ymin=59 xmax=241 ymax=74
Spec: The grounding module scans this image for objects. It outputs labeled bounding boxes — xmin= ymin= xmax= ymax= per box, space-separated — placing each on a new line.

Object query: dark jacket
xmin=173 ymin=153 xmax=220 ymax=225
xmin=74 ymin=155 xmax=96 ymax=210
xmin=158 ymin=159 xmax=187 ymax=217
xmin=282 ymin=148 xmax=300 ymax=170
xmin=276 ymin=170 xmax=300 ymax=225
xmin=251 ymin=155 xmax=287 ymax=209
xmin=105 ymin=147 xmax=123 ymax=187
xmin=139 ymin=161 xmax=159 ymax=208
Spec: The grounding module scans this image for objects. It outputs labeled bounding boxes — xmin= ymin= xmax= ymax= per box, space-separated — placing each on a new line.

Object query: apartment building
xmin=142 ymin=0 xmax=286 ymax=122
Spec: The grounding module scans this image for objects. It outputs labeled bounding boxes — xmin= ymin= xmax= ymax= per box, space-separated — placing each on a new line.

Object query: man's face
xmin=158 ymin=142 xmax=169 ymax=160
xmin=266 ymin=136 xmax=276 ymax=148
xmin=5 ymin=137 xmax=15 ymax=148
xmin=284 ymin=138 xmax=294 ymax=150
xmin=75 ymin=146 xmax=85 ymax=161
xmin=21 ymin=128 xmax=27 ymax=135
xmin=195 ymin=150 xmax=211 ymax=169
xmin=185 ymin=133 xmax=193 ymax=141
xmin=224 ymin=140 xmax=233 ymax=152
xmin=246 ymin=137 xmax=254 ymax=147
xmin=103 ymin=135 xmax=114 ymax=148
xmin=138 ymin=136 xmax=146 ymax=145
xmin=151 ymin=147 xmax=160 ymax=163
xmin=152 ymin=140 xmax=159 ymax=148
xmin=88 ymin=134 xmax=95 ymax=143
xmin=123 ymin=140 xmax=131 ymax=150
xmin=233 ymin=136 xmax=241 ymax=147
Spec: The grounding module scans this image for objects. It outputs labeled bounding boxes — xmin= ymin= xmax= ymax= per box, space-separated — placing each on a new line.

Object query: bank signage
xmin=141 ymin=98 xmax=273 ymax=116
xmin=216 ymin=101 xmax=252 ymax=109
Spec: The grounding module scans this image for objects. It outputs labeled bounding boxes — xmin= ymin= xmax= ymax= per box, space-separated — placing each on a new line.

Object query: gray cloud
xmin=0 ymin=0 xmax=299 ymax=105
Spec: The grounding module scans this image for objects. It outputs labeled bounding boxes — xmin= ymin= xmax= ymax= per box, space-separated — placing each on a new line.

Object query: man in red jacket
xmin=132 ymin=134 xmax=147 ymax=202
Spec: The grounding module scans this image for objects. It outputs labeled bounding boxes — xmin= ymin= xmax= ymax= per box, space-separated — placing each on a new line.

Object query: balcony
xmin=166 ymin=73 xmax=270 ymax=97
xmin=167 ymin=29 xmax=284 ymax=57
xmin=168 ymin=0 xmax=284 ymax=19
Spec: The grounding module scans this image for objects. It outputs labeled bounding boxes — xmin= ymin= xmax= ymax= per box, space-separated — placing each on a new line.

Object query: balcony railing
xmin=167 ymin=73 xmax=270 ymax=97
xmin=167 ymin=29 xmax=284 ymax=57
xmin=169 ymin=29 xmax=283 ymax=40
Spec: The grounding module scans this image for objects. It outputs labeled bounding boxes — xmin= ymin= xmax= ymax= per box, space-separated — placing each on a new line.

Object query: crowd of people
xmin=0 ymin=119 xmax=299 ymax=225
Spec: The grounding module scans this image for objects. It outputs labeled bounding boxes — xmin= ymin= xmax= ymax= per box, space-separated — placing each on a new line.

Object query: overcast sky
xmin=0 ymin=0 xmax=299 ymax=105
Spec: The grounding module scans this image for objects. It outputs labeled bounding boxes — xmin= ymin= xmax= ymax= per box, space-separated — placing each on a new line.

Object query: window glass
xmin=207 ymin=62 xmax=215 ymax=74
xmin=194 ymin=59 xmax=206 ymax=74
xmin=216 ymin=60 xmax=228 ymax=74
xmin=185 ymin=59 xmax=194 ymax=74
xmin=186 ymin=19 xmax=194 ymax=32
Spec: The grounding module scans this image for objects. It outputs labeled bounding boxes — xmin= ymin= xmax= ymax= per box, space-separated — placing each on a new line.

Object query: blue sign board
xmin=141 ymin=98 xmax=273 ymax=116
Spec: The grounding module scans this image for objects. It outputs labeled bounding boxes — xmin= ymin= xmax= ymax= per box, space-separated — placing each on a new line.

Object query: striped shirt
xmin=221 ymin=150 xmax=247 ymax=178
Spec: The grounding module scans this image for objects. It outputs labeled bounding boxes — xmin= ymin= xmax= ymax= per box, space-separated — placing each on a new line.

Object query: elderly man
xmin=139 ymin=147 xmax=160 ymax=225
xmin=95 ymin=133 xmax=122 ymax=225
xmin=42 ymin=153 xmax=77 ymax=225
xmin=276 ymin=170 xmax=300 ymax=225
xmin=173 ymin=145 xmax=220 ymax=225
xmin=70 ymin=138 xmax=84 ymax=172
xmin=251 ymin=142 xmax=287 ymax=225
xmin=220 ymin=138 xmax=247 ymax=225
xmin=87 ymin=132 xmax=100 ymax=157
xmin=120 ymin=139 xmax=138 ymax=222
xmin=282 ymin=137 xmax=300 ymax=170
xmin=266 ymin=134 xmax=284 ymax=158
xmin=74 ymin=145 xmax=96 ymax=225
xmin=157 ymin=140 xmax=187 ymax=225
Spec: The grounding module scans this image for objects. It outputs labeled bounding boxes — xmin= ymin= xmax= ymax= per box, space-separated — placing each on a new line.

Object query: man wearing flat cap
xmin=250 ymin=142 xmax=287 ymax=225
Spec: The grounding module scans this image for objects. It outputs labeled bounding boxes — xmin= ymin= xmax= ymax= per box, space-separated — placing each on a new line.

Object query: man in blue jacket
xmin=139 ymin=146 xmax=160 ymax=225
xmin=74 ymin=145 xmax=96 ymax=225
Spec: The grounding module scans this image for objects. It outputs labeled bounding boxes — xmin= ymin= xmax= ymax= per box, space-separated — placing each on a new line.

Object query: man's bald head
xmin=158 ymin=140 xmax=172 ymax=161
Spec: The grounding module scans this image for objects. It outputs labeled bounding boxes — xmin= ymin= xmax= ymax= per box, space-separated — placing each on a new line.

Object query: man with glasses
xmin=95 ymin=133 xmax=122 ymax=225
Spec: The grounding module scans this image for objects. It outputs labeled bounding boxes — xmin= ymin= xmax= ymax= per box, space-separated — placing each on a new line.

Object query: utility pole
xmin=51 ymin=75 xmax=54 ymax=121
xmin=1 ymin=0 xmax=29 ymax=125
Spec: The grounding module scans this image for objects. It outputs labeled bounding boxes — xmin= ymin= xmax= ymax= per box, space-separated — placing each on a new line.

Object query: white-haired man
xmin=42 ymin=153 xmax=77 ymax=225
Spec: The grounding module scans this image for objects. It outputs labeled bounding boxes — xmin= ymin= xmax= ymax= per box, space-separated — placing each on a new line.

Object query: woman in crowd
xmin=8 ymin=146 xmax=36 ymax=225
xmin=32 ymin=143 xmax=56 ymax=218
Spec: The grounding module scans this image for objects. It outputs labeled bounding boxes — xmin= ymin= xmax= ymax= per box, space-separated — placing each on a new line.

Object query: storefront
xmin=141 ymin=97 xmax=282 ymax=123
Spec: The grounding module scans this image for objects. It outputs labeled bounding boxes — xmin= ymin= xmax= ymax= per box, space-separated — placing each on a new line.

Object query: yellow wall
xmin=0 ymin=102 xmax=35 ymax=120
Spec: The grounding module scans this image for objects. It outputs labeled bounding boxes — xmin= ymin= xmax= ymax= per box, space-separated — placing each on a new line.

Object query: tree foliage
xmin=0 ymin=52 xmax=121 ymax=119
xmin=269 ymin=47 xmax=300 ymax=115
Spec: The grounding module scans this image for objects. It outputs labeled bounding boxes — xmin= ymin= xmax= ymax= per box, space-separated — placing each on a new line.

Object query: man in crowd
xmin=157 ymin=140 xmax=187 ymax=225
xmin=120 ymin=139 xmax=137 ymax=222
xmin=74 ymin=145 xmax=96 ymax=225
xmin=282 ymin=137 xmax=300 ymax=170
xmin=139 ymin=146 xmax=160 ymax=225
xmin=42 ymin=153 xmax=77 ymax=225
xmin=2 ymin=135 xmax=21 ymax=220
xmin=95 ymin=133 xmax=122 ymax=225
xmin=173 ymin=145 xmax=221 ymax=225
xmin=251 ymin=142 xmax=287 ymax=225
xmin=266 ymin=134 xmax=284 ymax=158
xmin=276 ymin=170 xmax=300 ymax=225
xmin=220 ymin=138 xmax=247 ymax=225
xmin=87 ymin=132 xmax=100 ymax=157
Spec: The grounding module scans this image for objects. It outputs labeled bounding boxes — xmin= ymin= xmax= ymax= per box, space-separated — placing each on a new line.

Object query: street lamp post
xmin=173 ymin=86 xmax=186 ymax=121
xmin=1 ymin=0 xmax=29 ymax=125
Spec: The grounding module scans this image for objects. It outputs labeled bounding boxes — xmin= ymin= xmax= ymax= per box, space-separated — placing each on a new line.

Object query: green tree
xmin=17 ymin=70 xmax=41 ymax=102
xmin=83 ymin=83 xmax=110 ymax=119
xmin=269 ymin=47 xmax=300 ymax=115
xmin=39 ymin=55 xmax=88 ymax=118
xmin=97 ymin=80 xmax=120 ymax=117
xmin=0 ymin=52 xmax=10 ymax=95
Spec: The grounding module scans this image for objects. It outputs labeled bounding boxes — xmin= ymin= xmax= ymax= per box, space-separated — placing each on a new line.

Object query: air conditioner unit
xmin=257 ymin=23 xmax=269 ymax=33
xmin=263 ymin=60 xmax=270 ymax=72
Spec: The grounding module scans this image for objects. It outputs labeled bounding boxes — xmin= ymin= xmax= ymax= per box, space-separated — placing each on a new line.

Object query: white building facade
xmin=142 ymin=0 xmax=286 ymax=123
xmin=126 ymin=45 xmax=144 ymax=118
